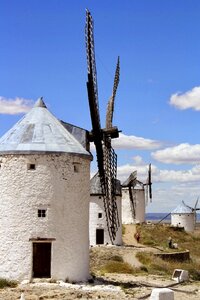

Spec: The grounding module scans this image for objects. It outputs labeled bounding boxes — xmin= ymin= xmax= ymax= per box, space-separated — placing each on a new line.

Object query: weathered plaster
xmin=89 ymin=196 xmax=122 ymax=245
xmin=122 ymin=188 xmax=145 ymax=224
xmin=0 ymin=153 xmax=90 ymax=282
xmin=171 ymin=213 xmax=195 ymax=232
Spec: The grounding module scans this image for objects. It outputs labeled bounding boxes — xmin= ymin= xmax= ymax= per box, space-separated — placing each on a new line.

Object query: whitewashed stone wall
xmin=0 ymin=153 xmax=90 ymax=282
xmin=171 ymin=213 xmax=195 ymax=232
xmin=122 ymin=188 xmax=145 ymax=224
xmin=89 ymin=196 xmax=122 ymax=245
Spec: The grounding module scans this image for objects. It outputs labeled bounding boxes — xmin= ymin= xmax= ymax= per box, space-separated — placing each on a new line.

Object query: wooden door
xmin=32 ymin=242 xmax=51 ymax=278
xmin=96 ymin=229 xmax=104 ymax=244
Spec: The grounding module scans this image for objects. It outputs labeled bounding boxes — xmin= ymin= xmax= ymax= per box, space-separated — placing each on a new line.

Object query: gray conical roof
xmin=0 ymin=98 xmax=91 ymax=158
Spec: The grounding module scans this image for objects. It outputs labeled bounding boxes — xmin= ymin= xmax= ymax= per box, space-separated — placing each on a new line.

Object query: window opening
xmin=38 ymin=209 xmax=46 ymax=218
xmin=28 ymin=163 xmax=36 ymax=170
xmin=74 ymin=165 xmax=78 ymax=172
xmin=73 ymin=162 xmax=80 ymax=173
xmin=98 ymin=213 xmax=102 ymax=219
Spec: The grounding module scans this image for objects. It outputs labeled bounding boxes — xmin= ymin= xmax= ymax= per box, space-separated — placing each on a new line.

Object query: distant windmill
xmin=85 ymin=10 xmax=120 ymax=243
xmin=122 ymin=164 xmax=152 ymax=223
xmin=165 ymin=199 xmax=200 ymax=231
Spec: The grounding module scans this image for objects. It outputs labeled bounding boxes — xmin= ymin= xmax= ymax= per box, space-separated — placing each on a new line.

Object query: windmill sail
xmin=122 ymin=171 xmax=137 ymax=221
xmin=85 ymin=10 xmax=120 ymax=243
xmin=106 ymin=57 xmax=120 ymax=129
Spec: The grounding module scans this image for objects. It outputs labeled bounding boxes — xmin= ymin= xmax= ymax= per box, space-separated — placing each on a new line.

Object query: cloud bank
xmin=117 ymin=161 xmax=200 ymax=184
xmin=112 ymin=133 xmax=162 ymax=150
xmin=169 ymin=86 xmax=200 ymax=111
xmin=152 ymin=143 xmax=200 ymax=164
xmin=0 ymin=96 xmax=33 ymax=115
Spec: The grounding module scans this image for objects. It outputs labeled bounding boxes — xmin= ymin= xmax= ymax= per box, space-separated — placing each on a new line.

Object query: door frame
xmin=31 ymin=240 xmax=53 ymax=278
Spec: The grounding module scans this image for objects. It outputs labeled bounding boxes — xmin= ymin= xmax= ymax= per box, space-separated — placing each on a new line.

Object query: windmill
xmin=122 ymin=165 xmax=152 ymax=222
xmin=182 ymin=198 xmax=200 ymax=225
xmin=85 ymin=10 xmax=120 ymax=243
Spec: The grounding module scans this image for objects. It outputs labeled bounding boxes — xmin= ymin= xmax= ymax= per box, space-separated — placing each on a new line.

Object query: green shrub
xmin=100 ymin=261 xmax=134 ymax=274
xmin=122 ymin=225 xmax=126 ymax=235
xmin=110 ymin=255 xmax=123 ymax=262
xmin=0 ymin=278 xmax=17 ymax=289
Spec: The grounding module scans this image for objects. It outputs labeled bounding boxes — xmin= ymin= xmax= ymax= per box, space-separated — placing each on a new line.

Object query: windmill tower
xmin=171 ymin=199 xmax=200 ymax=232
xmin=85 ymin=10 xmax=120 ymax=244
xmin=0 ymin=98 xmax=92 ymax=282
xmin=89 ymin=173 xmax=122 ymax=245
xmin=122 ymin=165 xmax=152 ymax=224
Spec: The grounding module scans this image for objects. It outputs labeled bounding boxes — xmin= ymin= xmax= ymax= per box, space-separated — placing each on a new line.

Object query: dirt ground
xmin=0 ymin=273 xmax=199 ymax=300
xmin=0 ymin=224 xmax=200 ymax=300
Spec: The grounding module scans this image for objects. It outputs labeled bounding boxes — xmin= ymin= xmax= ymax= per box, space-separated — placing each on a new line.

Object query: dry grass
xmin=137 ymin=223 xmax=200 ymax=252
xmin=136 ymin=224 xmax=200 ymax=280
xmin=136 ymin=251 xmax=200 ymax=280
xmin=100 ymin=261 xmax=135 ymax=275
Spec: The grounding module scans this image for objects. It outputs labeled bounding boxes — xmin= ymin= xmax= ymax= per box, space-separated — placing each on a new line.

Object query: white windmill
xmin=171 ymin=199 xmax=200 ymax=232
xmin=121 ymin=165 xmax=152 ymax=224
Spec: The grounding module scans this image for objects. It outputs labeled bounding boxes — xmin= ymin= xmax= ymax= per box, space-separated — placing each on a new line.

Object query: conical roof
xmin=0 ymin=98 xmax=91 ymax=158
xmin=171 ymin=204 xmax=193 ymax=214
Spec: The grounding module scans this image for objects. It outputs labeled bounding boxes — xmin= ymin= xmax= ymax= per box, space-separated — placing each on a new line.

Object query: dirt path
xmin=122 ymin=224 xmax=159 ymax=268
xmin=123 ymin=224 xmax=138 ymax=246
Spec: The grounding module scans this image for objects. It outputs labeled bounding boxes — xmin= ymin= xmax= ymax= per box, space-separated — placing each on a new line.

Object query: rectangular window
xmin=38 ymin=209 xmax=46 ymax=218
xmin=98 ymin=213 xmax=102 ymax=219
xmin=73 ymin=162 xmax=80 ymax=173
xmin=28 ymin=163 xmax=36 ymax=170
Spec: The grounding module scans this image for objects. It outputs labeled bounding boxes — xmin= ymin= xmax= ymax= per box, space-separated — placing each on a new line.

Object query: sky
xmin=1 ymin=0 xmax=200 ymax=213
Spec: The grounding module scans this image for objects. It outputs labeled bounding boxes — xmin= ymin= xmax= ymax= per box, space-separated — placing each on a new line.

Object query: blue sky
xmin=1 ymin=1 xmax=200 ymax=212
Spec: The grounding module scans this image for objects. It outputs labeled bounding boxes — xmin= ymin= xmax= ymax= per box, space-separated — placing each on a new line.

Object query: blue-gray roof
xmin=0 ymin=98 xmax=92 ymax=158
xmin=171 ymin=204 xmax=193 ymax=214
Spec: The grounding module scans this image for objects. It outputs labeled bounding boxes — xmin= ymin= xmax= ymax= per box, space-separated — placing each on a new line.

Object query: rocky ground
xmin=0 ymin=274 xmax=199 ymax=300
xmin=0 ymin=224 xmax=200 ymax=299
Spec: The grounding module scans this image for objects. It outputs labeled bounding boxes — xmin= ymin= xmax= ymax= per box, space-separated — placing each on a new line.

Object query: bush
xmin=110 ymin=255 xmax=123 ymax=262
xmin=0 ymin=278 xmax=17 ymax=289
xmin=100 ymin=261 xmax=134 ymax=274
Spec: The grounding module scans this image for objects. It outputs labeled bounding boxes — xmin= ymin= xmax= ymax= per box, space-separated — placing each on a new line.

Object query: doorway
xmin=32 ymin=242 xmax=51 ymax=278
xmin=96 ymin=228 xmax=104 ymax=244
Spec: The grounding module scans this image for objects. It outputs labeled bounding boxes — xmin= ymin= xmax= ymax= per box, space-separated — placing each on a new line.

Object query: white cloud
xmin=112 ymin=133 xmax=162 ymax=150
xmin=117 ymin=158 xmax=152 ymax=183
xmin=117 ymin=160 xmax=200 ymax=184
xmin=156 ymin=168 xmax=200 ymax=183
xmin=89 ymin=133 xmax=162 ymax=152
xmin=132 ymin=155 xmax=144 ymax=165
xmin=169 ymin=86 xmax=200 ymax=111
xmin=0 ymin=96 xmax=33 ymax=115
xmin=152 ymin=143 xmax=200 ymax=164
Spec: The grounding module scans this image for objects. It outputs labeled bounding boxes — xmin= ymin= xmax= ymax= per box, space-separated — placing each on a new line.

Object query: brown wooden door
xmin=96 ymin=229 xmax=104 ymax=244
xmin=32 ymin=242 xmax=51 ymax=278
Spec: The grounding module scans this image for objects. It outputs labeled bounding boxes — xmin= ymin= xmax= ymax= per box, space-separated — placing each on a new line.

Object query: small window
xmin=74 ymin=165 xmax=78 ymax=172
xmin=99 ymin=196 xmax=102 ymax=199
xmin=98 ymin=213 xmax=102 ymax=219
xmin=28 ymin=163 xmax=36 ymax=170
xmin=73 ymin=163 xmax=80 ymax=173
xmin=38 ymin=209 xmax=46 ymax=218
